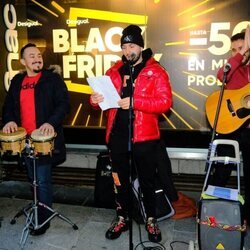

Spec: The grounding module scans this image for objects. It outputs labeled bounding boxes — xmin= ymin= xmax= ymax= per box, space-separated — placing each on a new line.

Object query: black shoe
xmin=145 ymin=218 xmax=162 ymax=243
xmin=30 ymin=223 xmax=50 ymax=236
xmin=105 ymin=216 xmax=129 ymax=240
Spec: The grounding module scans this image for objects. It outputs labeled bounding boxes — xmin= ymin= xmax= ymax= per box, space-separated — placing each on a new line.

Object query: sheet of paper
xmin=87 ymin=76 xmax=121 ymax=111
xmin=205 ymin=185 xmax=238 ymax=201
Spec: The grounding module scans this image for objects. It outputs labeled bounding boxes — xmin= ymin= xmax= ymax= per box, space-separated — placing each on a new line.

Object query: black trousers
xmin=109 ymin=139 xmax=177 ymax=219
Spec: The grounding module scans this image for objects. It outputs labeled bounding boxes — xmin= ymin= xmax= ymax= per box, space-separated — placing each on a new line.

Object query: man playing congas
xmin=2 ymin=43 xmax=70 ymax=236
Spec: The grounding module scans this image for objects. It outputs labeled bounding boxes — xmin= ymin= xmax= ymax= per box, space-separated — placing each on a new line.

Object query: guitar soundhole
xmin=242 ymin=95 xmax=250 ymax=108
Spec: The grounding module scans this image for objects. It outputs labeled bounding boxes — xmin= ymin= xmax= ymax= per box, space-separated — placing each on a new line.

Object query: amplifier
xmin=198 ymin=199 xmax=244 ymax=250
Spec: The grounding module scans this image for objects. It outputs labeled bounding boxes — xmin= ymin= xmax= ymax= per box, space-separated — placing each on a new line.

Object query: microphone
xmin=223 ymin=63 xmax=231 ymax=73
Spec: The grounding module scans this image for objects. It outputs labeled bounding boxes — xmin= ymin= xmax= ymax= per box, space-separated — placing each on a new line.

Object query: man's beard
xmin=34 ymin=68 xmax=42 ymax=73
xmin=32 ymin=61 xmax=42 ymax=73
xmin=130 ymin=52 xmax=142 ymax=65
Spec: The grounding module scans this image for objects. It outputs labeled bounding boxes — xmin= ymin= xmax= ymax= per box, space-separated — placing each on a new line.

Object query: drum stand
xmin=10 ymin=151 xmax=78 ymax=249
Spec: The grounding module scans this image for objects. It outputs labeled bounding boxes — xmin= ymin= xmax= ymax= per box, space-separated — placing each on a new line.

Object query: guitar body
xmin=206 ymin=84 xmax=250 ymax=134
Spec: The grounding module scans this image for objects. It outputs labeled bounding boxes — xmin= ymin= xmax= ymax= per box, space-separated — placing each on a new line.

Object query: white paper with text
xmin=87 ymin=76 xmax=121 ymax=111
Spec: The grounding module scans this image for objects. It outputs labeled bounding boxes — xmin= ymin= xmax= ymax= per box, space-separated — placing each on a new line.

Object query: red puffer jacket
xmin=91 ymin=57 xmax=172 ymax=143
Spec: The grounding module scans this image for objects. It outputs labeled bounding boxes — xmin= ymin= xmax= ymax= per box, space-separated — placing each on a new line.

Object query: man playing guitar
xmin=209 ymin=25 xmax=250 ymax=225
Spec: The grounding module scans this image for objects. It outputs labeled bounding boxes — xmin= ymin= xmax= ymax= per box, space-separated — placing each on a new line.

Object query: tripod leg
xmin=10 ymin=202 xmax=33 ymax=225
xmin=20 ymin=210 xmax=34 ymax=249
xmin=57 ymin=213 xmax=78 ymax=230
xmin=38 ymin=202 xmax=78 ymax=230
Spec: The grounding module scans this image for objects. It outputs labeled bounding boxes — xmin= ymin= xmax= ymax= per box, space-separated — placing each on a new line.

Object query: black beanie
xmin=120 ymin=25 xmax=144 ymax=48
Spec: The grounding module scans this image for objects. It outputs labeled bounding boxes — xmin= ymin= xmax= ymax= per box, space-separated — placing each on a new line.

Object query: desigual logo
xmin=17 ymin=21 xmax=40 ymax=27
xmin=66 ymin=19 xmax=89 ymax=26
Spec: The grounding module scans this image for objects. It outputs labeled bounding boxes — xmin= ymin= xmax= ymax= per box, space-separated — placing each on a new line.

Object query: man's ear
xmin=20 ymin=58 xmax=26 ymax=66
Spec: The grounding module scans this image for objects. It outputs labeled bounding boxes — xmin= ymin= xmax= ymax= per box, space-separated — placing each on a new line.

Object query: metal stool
xmin=202 ymin=139 xmax=241 ymax=194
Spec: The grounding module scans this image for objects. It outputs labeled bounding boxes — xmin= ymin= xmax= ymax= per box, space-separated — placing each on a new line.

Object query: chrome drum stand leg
xmin=10 ymin=152 xmax=78 ymax=249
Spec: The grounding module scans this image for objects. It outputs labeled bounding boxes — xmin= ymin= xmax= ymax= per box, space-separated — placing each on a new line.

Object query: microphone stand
xmin=128 ymin=59 xmax=134 ymax=250
xmin=204 ymin=67 xmax=231 ymax=174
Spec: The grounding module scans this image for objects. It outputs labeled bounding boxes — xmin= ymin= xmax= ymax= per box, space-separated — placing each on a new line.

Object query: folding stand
xmin=10 ymin=153 xmax=78 ymax=249
xmin=198 ymin=139 xmax=246 ymax=250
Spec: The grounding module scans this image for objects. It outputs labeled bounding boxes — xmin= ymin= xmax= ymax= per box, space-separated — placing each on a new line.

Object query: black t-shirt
xmin=109 ymin=61 xmax=145 ymax=153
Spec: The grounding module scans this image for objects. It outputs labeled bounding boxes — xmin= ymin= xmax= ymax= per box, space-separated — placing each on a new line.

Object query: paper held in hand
xmin=87 ymin=76 xmax=121 ymax=111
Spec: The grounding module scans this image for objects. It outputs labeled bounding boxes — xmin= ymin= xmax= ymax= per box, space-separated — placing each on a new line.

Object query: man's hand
xmin=241 ymin=25 xmax=250 ymax=55
xmin=118 ymin=97 xmax=131 ymax=110
xmin=245 ymin=25 xmax=250 ymax=51
xmin=90 ymin=92 xmax=104 ymax=104
xmin=39 ymin=123 xmax=54 ymax=136
xmin=2 ymin=121 xmax=18 ymax=133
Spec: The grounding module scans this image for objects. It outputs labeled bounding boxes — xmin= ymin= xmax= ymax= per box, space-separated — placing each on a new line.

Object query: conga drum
xmin=30 ymin=129 xmax=55 ymax=156
xmin=0 ymin=127 xmax=27 ymax=155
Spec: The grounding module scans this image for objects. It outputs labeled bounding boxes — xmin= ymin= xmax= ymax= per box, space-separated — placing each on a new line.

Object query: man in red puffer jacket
xmin=90 ymin=25 xmax=172 ymax=243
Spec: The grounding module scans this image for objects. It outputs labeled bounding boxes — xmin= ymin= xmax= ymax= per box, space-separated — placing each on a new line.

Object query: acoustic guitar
xmin=205 ymin=83 xmax=250 ymax=134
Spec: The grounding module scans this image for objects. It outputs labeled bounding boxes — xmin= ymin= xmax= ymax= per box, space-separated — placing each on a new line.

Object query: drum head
xmin=0 ymin=127 xmax=27 ymax=141
xmin=31 ymin=129 xmax=55 ymax=141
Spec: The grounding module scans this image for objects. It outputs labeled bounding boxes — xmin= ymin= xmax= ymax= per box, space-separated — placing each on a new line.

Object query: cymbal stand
xmin=10 ymin=146 xmax=78 ymax=249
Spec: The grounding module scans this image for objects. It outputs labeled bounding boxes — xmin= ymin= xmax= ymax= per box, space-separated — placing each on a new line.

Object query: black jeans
xmin=110 ymin=140 xmax=164 ymax=219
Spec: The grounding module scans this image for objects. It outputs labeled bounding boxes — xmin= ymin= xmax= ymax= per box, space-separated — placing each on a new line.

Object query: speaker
xmin=198 ymin=199 xmax=244 ymax=250
xmin=94 ymin=151 xmax=115 ymax=208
